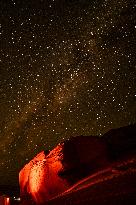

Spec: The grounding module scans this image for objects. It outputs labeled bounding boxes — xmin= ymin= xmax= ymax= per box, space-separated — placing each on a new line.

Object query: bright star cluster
xmin=0 ymin=0 xmax=136 ymax=185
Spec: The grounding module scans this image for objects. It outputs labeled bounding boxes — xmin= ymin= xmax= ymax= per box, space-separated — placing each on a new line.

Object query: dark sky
xmin=0 ymin=0 xmax=136 ymax=186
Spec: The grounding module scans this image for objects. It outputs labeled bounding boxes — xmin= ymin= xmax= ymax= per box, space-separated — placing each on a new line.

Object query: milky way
xmin=0 ymin=0 xmax=136 ymax=185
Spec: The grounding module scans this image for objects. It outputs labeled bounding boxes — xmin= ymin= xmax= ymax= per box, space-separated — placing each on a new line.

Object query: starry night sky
xmin=0 ymin=0 xmax=136 ymax=186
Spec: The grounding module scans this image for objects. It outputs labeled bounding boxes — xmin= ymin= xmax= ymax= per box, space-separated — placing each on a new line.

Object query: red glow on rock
xmin=19 ymin=136 xmax=109 ymax=204
xmin=19 ymin=145 xmax=69 ymax=203
xmin=19 ymin=125 xmax=136 ymax=204
xmin=19 ymin=151 xmax=46 ymax=198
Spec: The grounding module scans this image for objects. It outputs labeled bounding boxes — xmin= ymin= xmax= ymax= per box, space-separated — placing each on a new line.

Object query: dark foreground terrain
xmin=47 ymin=156 xmax=136 ymax=205
xmin=19 ymin=124 xmax=136 ymax=205
xmin=20 ymin=155 xmax=136 ymax=205
xmin=1 ymin=124 xmax=136 ymax=205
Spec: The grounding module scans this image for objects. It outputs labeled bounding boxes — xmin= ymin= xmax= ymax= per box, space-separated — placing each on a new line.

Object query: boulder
xmin=19 ymin=124 xmax=136 ymax=204
xmin=19 ymin=136 xmax=108 ymax=203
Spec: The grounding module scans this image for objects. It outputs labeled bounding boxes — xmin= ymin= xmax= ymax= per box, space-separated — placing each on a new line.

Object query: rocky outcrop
xmin=19 ymin=145 xmax=69 ymax=204
xmin=19 ymin=136 xmax=108 ymax=203
xmin=19 ymin=151 xmax=46 ymax=200
xmin=19 ymin=124 xmax=136 ymax=204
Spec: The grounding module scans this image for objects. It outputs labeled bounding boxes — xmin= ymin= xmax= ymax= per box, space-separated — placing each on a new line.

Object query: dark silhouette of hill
xmin=103 ymin=123 xmax=136 ymax=160
xmin=58 ymin=124 xmax=136 ymax=184
xmin=48 ymin=157 xmax=136 ymax=205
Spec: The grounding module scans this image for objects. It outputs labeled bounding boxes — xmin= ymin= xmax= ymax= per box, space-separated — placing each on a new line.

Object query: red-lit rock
xmin=27 ymin=144 xmax=69 ymax=203
xmin=19 ymin=145 xmax=70 ymax=204
xmin=19 ymin=136 xmax=108 ymax=204
xmin=19 ymin=151 xmax=46 ymax=199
